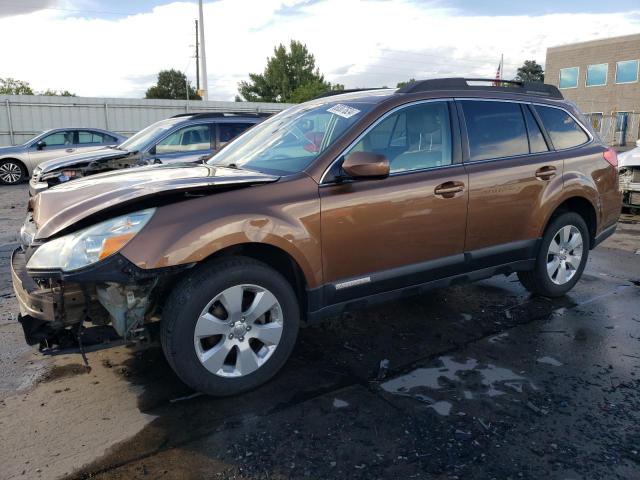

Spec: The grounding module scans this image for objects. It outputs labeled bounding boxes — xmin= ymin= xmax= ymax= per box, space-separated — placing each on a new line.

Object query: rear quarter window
xmin=534 ymin=105 xmax=590 ymax=150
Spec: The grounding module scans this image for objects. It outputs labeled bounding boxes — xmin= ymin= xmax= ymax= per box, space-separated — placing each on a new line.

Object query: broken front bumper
xmin=11 ymin=246 xmax=191 ymax=346
xmin=621 ymin=182 xmax=640 ymax=207
xmin=11 ymin=248 xmax=87 ymax=323
xmin=11 ymin=248 xmax=88 ymax=345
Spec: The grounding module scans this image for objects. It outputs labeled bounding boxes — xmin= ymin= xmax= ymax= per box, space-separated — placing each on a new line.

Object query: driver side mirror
xmin=36 ymin=140 xmax=46 ymax=150
xmin=342 ymin=151 xmax=390 ymax=180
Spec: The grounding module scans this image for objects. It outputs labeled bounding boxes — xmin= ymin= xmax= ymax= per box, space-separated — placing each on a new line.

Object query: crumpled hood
xmin=618 ymin=146 xmax=640 ymax=168
xmin=31 ymin=163 xmax=279 ymax=239
xmin=37 ymin=147 xmax=132 ymax=173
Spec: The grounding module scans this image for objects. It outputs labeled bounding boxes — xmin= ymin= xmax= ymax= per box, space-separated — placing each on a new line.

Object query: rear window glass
xmin=461 ymin=101 xmax=529 ymax=161
xmin=535 ymin=105 xmax=589 ymax=150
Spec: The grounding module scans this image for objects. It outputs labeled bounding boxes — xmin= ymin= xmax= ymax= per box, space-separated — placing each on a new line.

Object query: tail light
xmin=603 ymin=148 xmax=618 ymax=168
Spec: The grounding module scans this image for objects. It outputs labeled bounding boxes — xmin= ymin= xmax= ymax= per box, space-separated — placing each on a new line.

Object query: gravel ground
xmin=0 ymin=183 xmax=639 ymax=480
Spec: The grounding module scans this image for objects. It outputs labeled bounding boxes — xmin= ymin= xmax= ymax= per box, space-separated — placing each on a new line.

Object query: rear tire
xmin=161 ymin=256 xmax=300 ymax=396
xmin=0 ymin=159 xmax=26 ymax=185
xmin=518 ymin=212 xmax=589 ymax=297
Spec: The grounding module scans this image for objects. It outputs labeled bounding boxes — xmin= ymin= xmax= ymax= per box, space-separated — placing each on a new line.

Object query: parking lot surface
xmin=1 ymin=183 xmax=639 ymax=480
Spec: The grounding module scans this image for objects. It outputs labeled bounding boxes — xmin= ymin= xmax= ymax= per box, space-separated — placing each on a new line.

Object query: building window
xmin=586 ymin=64 xmax=607 ymax=87
xmin=615 ymin=60 xmax=639 ymax=84
xmin=559 ymin=67 xmax=579 ymax=89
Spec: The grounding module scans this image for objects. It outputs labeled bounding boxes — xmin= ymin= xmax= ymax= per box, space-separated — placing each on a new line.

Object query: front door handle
xmin=535 ymin=165 xmax=556 ymax=180
xmin=65 ymin=148 xmax=75 ymax=153
xmin=434 ymin=181 xmax=465 ymax=198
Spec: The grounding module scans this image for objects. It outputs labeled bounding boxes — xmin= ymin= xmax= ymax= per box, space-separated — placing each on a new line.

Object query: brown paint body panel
xmin=31 ymin=163 xmax=279 ymax=240
xmin=120 ymin=174 xmax=324 ymax=288
xmin=320 ymin=166 xmax=468 ymax=282
xmin=464 ymin=154 xmax=565 ymax=251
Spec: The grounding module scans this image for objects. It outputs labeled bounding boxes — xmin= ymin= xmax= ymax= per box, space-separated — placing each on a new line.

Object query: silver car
xmin=0 ymin=128 xmax=126 ymax=185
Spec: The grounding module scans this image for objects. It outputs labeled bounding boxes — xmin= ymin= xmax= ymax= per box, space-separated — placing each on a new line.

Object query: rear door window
xmin=78 ymin=130 xmax=107 ymax=145
xmin=218 ymin=123 xmax=254 ymax=148
xmin=534 ymin=105 xmax=589 ymax=150
xmin=461 ymin=101 xmax=529 ymax=161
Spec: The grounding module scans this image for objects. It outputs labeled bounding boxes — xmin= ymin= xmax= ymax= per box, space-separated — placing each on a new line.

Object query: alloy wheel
xmin=193 ymin=284 xmax=283 ymax=378
xmin=0 ymin=162 xmax=22 ymax=184
xmin=546 ymin=225 xmax=583 ymax=285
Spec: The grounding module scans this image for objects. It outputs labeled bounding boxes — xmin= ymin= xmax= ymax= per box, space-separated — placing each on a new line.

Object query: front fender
xmin=120 ymin=175 xmax=323 ymax=288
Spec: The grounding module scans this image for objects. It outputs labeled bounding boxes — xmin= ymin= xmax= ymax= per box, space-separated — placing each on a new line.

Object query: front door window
xmin=347 ymin=102 xmax=452 ymax=173
xmin=38 ymin=131 xmax=74 ymax=148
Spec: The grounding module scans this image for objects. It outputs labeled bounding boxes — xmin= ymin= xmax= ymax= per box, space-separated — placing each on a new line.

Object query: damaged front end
xmin=14 ymin=162 xmax=279 ymax=357
xmin=12 ymin=208 xmax=188 ymax=356
xmin=619 ymin=166 xmax=640 ymax=208
xmin=30 ymin=150 xmax=144 ymax=196
xmin=619 ymin=144 xmax=640 ymax=209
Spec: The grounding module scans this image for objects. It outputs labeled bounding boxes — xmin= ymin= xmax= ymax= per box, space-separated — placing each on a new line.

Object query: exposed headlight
xmin=27 ymin=208 xmax=155 ymax=271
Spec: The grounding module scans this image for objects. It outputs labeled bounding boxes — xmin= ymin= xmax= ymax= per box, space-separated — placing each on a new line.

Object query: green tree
xmin=145 ymin=69 xmax=201 ymax=100
xmin=39 ymin=89 xmax=76 ymax=96
xmin=515 ymin=60 xmax=544 ymax=83
xmin=396 ymin=78 xmax=416 ymax=88
xmin=237 ymin=40 xmax=342 ymax=103
xmin=0 ymin=77 xmax=34 ymax=95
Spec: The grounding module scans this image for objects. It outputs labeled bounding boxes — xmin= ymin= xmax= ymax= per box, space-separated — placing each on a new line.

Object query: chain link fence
xmin=585 ymin=112 xmax=640 ymax=148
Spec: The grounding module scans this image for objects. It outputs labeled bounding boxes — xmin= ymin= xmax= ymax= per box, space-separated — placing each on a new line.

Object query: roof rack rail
xmin=171 ymin=111 xmax=274 ymax=119
xmin=313 ymin=88 xmax=384 ymax=100
xmin=396 ymin=78 xmax=563 ymax=99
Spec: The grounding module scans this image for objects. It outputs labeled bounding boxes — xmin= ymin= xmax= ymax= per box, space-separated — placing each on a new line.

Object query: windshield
xmin=209 ymin=101 xmax=374 ymax=175
xmin=119 ymin=118 xmax=182 ymax=152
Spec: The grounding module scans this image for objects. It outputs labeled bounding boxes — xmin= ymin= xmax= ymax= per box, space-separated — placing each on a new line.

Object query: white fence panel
xmin=0 ymin=95 xmax=290 ymax=146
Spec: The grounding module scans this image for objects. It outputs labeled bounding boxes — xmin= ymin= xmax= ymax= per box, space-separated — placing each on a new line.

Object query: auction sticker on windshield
xmin=327 ymin=104 xmax=361 ymax=119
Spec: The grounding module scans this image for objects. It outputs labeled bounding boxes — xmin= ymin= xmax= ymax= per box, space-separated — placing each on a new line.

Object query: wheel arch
xmin=203 ymin=242 xmax=309 ymax=313
xmin=544 ymin=195 xmax=597 ymax=248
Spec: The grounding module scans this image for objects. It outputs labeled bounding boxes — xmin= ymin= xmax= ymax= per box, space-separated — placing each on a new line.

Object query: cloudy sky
xmin=1 ymin=0 xmax=639 ymax=100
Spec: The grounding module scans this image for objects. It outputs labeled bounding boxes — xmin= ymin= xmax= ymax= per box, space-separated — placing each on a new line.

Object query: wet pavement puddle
xmin=380 ymin=355 xmax=537 ymax=415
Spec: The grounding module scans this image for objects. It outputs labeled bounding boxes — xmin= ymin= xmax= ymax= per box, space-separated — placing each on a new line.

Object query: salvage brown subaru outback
xmin=12 ymin=78 xmax=621 ymax=396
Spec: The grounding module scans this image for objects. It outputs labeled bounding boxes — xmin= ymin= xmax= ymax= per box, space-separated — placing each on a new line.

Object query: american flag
xmin=493 ymin=54 xmax=503 ymax=86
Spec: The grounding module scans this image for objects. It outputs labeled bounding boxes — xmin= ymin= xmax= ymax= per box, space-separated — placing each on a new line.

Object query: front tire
xmin=0 ymin=159 xmax=26 ymax=185
xmin=518 ymin=212 xmax=589 ymax=297
xmin=161 ymin=256 xmax=300 ymax=396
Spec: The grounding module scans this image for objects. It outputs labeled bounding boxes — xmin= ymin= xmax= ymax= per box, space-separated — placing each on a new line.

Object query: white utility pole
xmin=198 ymin=0 xmax=208 ymax=100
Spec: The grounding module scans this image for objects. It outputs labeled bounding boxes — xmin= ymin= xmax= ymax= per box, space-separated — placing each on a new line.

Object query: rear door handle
xmin=434 ymin=181 xmax=465 ymax=198
xmin=65 ymin=148 xmax=75 ymax=153
xmin=535 ymin=165 xmax=556 ymax=180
